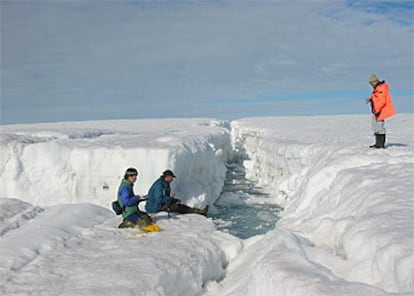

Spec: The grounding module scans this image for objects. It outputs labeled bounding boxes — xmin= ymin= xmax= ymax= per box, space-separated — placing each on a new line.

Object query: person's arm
xmin=160 ymin=184 xmax=174 ymax=204
xmin=119 ymin=187 xmax=138 ymax=207
xmin=373 ymin=90 xmax=387 ymax=115
xmin=160 ymin=190 xmax=171 ymax=204
xmin=150 ymin=181 xmax=165 ymax=209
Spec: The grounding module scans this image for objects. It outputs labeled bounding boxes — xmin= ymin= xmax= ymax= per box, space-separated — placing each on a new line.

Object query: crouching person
xmin=145 ymin=170 xmax=209 ymax=216
xmin=118 ymin=168 xmax=153 ymax=229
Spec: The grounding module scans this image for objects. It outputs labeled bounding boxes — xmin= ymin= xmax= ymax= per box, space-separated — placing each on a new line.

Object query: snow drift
xmin=0 ymin=198 xmax=241 ymax=295
xmin=207 ymin=114 xmax=414 ymax=295
xmin=1 ymin=115 xmax=413 ymax=295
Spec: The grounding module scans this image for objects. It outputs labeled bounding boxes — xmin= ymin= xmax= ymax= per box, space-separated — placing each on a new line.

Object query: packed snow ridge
xmin=0 ymin=115 xmax=413 ymax=295
xmin=0 ymin=119 xmax=232 ymax=207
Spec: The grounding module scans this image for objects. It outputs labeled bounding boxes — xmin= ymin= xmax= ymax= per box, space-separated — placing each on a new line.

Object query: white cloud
xmin=1 ymin=0 xmax=413 ymax=123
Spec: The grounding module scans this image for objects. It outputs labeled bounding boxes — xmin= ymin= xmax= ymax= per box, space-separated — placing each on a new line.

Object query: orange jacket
xmin=369 ymin=82 xmax=396 ymax=121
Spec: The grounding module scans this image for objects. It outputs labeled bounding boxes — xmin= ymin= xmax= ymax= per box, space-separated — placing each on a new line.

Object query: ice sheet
xmin=1 ymin=115 xmax=413 ymax=295
xmin=208 ymin=114 xmax=414 ymax=295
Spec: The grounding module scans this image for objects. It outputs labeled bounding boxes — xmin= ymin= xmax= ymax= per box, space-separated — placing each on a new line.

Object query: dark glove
xmin=375 ymin=111 xmax=381 ymax=118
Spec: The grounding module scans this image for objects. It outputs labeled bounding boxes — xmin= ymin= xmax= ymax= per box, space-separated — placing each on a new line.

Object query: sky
xmin=1 ymin=0 xmax=413 ymax=124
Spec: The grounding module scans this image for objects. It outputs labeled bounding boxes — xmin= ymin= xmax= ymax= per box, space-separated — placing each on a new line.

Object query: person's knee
xmin=125 ymin=213 xmax=139 ymax=223
xmin=169 ymin=203 xmax=179 ymax=211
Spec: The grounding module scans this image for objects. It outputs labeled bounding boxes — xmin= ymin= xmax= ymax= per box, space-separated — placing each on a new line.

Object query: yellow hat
xmin=369 ymin=74 xmax=379 ymax=84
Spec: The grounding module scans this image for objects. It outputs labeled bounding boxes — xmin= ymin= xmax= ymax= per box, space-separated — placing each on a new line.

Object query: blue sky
xmin=1 ymin=0 xmax=413 ymax=124
xmin=346 ymin=0 xmax=414 ymax=27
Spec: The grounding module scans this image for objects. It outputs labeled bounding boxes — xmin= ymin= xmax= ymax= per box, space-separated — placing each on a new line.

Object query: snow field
xmin=206 ymin=229 xmax=391 ymax=296
xmin=208 ymin=114 xmax=413 ymax=295
xmin=0 ymin=118 xmax=242 ymax=295
xmin=0 ymin=198 xmax=242 ymax=296
xmin=1 ymin=115 xmax=413 ymax=295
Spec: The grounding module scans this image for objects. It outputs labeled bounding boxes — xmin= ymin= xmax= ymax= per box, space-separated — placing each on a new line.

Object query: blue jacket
xmin=118 ymin=179 xmax=139 ymax=218
xmin=146 ymin=177 xmax=171 ymax=213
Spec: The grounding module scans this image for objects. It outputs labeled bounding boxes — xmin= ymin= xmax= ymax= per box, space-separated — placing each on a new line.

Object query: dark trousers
xmin=159 ymin=199 xmax=193 ymax=214
xmin=125 ymin=211 xmax=150 ymax=223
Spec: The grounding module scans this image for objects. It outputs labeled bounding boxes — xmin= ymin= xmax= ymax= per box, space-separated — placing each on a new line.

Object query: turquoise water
xmin=211 ymin=164 xmax=283 ymax=239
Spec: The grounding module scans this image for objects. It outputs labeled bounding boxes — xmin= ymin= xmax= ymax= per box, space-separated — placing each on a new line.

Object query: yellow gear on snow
xmin=118 ymin=218 xmax=161 ymax=233
xmin=140 ymin=224 xmax=161 ymax=233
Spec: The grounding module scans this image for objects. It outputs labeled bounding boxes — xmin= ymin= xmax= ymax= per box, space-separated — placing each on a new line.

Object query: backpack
xmin=111 ymin=200 xmax=124 ymax=215
xmin=111 ymin=197 xmax=148 ymax=215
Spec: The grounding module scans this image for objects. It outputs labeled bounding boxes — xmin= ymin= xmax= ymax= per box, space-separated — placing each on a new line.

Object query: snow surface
xmin=0 ymin=198 xmax=241 ymax=295
xmin=206 ymin=114 xmax=414 ymax=295
xmin=1 ymin=115 xmax=413 ymax=295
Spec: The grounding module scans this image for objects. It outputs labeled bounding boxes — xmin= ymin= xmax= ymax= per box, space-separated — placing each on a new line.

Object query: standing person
xmin=117 ymin=167 xmax=153 ymax=228
xmin=145 ymin=170 xmax=209 ymax=216
xmin=366 ymin=74 xmax=396 ymax=148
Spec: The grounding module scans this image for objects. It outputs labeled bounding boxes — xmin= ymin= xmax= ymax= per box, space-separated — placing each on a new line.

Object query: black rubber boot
xmin=377 ymin=134 xmax=386 ymax=149
xmin=370 ymin=134 xmax=379 ymax=148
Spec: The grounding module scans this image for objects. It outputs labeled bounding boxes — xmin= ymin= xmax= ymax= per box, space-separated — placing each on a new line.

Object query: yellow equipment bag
xmin=140 ymin=224 xmax=161 ymax=233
